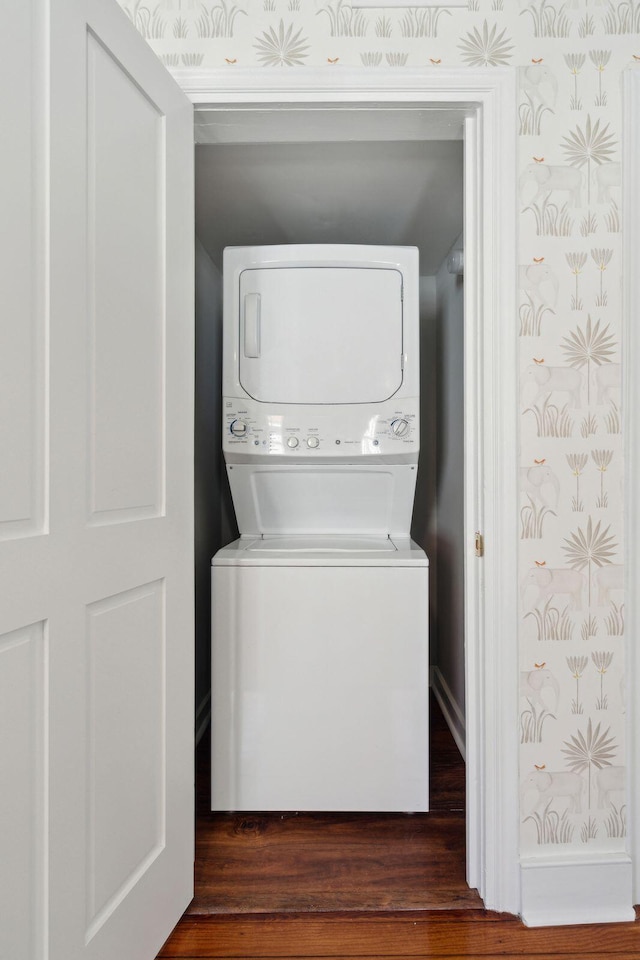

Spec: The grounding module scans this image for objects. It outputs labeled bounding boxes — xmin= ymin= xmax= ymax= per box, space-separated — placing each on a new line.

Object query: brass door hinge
xmin=475 ymin=531 xmax=484 ymax=558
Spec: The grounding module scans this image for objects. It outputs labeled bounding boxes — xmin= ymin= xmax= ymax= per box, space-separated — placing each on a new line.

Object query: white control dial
xmin=286 ymin=436 xmax=299 ymax=449
xmin=307 ymin=436 xmax=320 ymax=449
xmin=230 ymin=419 xmax=248 ymax=437
xmin=390 ymin=418 xmax=410 ymax=437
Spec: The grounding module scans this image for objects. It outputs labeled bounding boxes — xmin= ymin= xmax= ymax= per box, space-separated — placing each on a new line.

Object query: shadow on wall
xmin=433 ymin=250 xmax=465 ymax=725
xmin=433 ymin=532 xmax=464 ymax=703
xmin=412 ymin=275 xmax=438 ymax=664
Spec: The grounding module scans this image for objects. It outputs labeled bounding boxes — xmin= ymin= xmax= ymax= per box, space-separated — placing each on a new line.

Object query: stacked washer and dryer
xmin=211 ymin=244 xmax=429 ymax=813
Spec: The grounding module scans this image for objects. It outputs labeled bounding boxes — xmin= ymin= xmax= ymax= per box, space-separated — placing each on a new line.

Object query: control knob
xmin=307 ymin=436 xmax=320 ymax=449
xmin=230 ymin=419 xmax=248 ymax=437
xmin=286 ymin=436 xmax=299 ymax=449
xmin=390 ymin=418 xmax=410 ymax=437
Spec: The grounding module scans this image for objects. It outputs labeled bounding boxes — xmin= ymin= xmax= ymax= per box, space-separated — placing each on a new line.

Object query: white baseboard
xmin=195 ymin=691 xmax=211 ymax=745
xmin=520 ymin=853 xmax=634 ymax=927
xmin=430 ymin=665 xmax=465 ymax=761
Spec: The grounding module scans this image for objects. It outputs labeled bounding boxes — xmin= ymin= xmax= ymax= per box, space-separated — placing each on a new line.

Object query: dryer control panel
xmin=222 ymin=397 xmax=419 ymax=463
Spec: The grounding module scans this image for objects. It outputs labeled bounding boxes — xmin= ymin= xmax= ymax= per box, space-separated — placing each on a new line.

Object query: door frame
xmin=178 ymin=67 xmax=519 ymax=915
xmin=623 ymin=66 xmax=640 ymax=905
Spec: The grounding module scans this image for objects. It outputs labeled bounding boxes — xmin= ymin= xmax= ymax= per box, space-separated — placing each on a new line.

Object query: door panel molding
xmin=0 ymin=0 xmax=48 ymax=542
xmin=86 ymin=30 xmax=166 ymax=525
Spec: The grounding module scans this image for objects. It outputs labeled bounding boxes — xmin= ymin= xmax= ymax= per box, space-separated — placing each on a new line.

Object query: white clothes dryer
xmin=211 ymin=244 xmax=429 ymax=812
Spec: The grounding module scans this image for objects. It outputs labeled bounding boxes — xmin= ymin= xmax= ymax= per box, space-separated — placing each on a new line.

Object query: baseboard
xmin=520 ymin=853 xmax=634 ymax=927
xmin=430 ymin=666 xmax=465 ymax=761
xmin=195 ymin=691 xmax=211 ymax=746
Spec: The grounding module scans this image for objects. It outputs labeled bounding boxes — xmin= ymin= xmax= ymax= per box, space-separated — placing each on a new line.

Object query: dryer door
xmin=239 ymin=266 xmax=403 ymax=404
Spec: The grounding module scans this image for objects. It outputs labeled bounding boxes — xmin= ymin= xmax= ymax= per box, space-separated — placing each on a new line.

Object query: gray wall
xmin=194 ymin=238 xmax=236 ymax=738
xmin=431 ymin=243 xmax=465 ymax=752
xmin=411 ymin=276 xmax=438 ymax=661
xmin=412 ymin=265 xmax=465 ymax=756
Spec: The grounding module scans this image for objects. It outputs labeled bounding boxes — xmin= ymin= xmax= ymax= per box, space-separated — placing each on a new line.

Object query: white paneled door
xmin=1 ymin=2 xmax=194 ymax=958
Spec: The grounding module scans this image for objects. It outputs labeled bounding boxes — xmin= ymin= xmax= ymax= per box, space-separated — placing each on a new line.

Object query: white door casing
xmin=176 ymin=67 xmax=520 ymax=916
xmin=0 ymin=2 xmax=194 ymax=958
xmin=623 ymin=66 xmax=640 ymax=906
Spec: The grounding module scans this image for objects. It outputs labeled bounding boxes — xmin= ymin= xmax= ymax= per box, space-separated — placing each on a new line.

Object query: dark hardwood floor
xmin=158 ymin=696 xmax=640 ymax=959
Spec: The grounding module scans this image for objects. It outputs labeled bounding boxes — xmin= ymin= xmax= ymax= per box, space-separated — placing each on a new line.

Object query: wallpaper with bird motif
xmin=116 ymin=0 xmax=640 ymax=858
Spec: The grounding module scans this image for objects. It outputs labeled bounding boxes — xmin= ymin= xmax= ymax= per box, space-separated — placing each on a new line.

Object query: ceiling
xmin=195 ymin=139 xmax=463 ymax=276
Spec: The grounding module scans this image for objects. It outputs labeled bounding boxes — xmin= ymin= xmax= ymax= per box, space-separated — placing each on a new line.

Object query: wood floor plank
xmin=160 ymin=956 xmax=640 ymax=960
xmin=157 ymin=914 xmax=640 ymax=958
xmin=191 ymin=811 xmax=478 ymax=913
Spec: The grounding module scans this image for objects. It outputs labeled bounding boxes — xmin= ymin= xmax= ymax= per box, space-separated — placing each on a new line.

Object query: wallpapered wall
xmin=117 ymin=0 xmax=640 ymax=859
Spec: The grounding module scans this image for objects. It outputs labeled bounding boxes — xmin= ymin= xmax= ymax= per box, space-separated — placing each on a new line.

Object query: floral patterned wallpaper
xmin=117 ymin=0 xmax=640 ymax=860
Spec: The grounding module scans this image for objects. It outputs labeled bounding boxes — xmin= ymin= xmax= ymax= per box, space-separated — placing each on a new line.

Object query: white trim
xmin=431 ymin=666 xmax=466 ymax=761
xmin=174 ymin=66 xmax=510 ymax=104
xmin=352 ymin=0 xmax=466 ymax=7
xmin=464 ymin=68 xmax=520 ymax=916
xmin=179 ymin=67 xmax=520 ymax=916
xmin=195 ymin=691 xmax=211 ymax=746
xmin=623 ymin=66 xmax=640 ymax=906
xmin=520 ymin=855 xmax=635 ymax=927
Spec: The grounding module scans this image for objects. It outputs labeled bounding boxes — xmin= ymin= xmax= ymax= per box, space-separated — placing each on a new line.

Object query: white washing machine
xmin=211 ymin=244 xmax=429 ymax=812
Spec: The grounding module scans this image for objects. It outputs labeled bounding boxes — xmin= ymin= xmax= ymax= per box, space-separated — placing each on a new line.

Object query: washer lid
xmin=212 ymin=536 xmax=428 ymax=567
xmin=247 ymin=536 xmax=397 ymax=553
xmin=239 ymin=266 xmax=403 ymax=404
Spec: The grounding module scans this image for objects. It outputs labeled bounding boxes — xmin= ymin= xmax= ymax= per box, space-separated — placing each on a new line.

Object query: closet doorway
xmin=183 ymin=70 xmax=519 ymax=914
